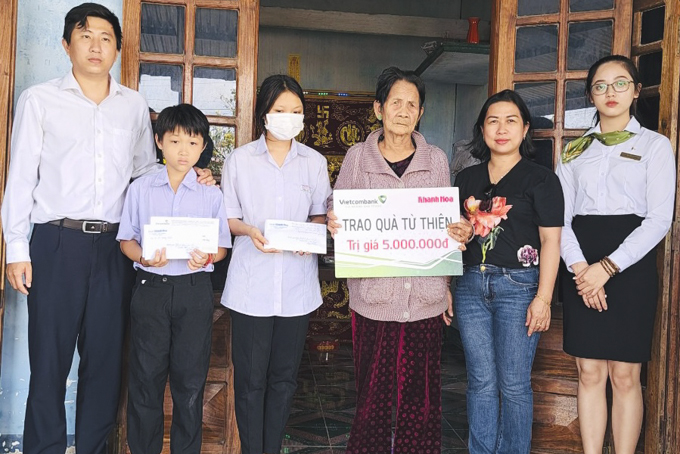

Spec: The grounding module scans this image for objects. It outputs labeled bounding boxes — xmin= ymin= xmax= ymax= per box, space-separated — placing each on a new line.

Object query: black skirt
xmin=561 ymin=214 xmax=658 ymax=363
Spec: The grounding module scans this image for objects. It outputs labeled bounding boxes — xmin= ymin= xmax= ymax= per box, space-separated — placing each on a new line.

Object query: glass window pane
xmin=141 ymin=3 xmax=185 ymax=54
xmin=195 ymin=8 xmax=238 ymax=58
xmin=518 ymin=0 xmax=559 ymax=16
xmin=570 ymin=0 xmax=613 ymax=12
xmin=139 ymin=64 xmax=183 ymax=113
xmin=515 ymin=26 xmax=558 ymax=73
xmin=637 ymin=95 xmax=660 ymax=131
xmin=208 ymin=126 xmax=236 ymax=175
xmin=514 ymin=82 xmax=556 ymax=129
xmin=638 ymin=52 xmax=662 ymax=87
xmin=193 ymin=67 xmax=236 ymax=117
xmin=565 ymin=81 xmax=596 ymax=130
xmin=641 ymin=6 xmax=665 ymax=44
xmin=567 ymin=21 xmax=612 ymax=71
xmin=531 ymin=139 xmax=554 ymax=169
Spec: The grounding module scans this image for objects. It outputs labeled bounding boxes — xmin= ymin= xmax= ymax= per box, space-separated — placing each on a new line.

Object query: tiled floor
xmin=280 ymin=329 xmax=469 ymax=453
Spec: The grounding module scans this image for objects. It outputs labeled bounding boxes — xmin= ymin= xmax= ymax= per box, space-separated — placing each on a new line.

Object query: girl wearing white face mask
xmin=220 ymin=75 xmax=332 ymax=454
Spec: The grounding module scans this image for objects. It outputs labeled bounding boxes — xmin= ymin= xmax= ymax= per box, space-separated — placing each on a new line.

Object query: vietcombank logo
xmin=337 ymin=198 xmax=380 ymax=206
xmin=378 ymin=195 xmax=387 ymax=204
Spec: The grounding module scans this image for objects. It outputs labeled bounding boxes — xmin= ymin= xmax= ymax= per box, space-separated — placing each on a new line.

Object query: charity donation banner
xmin=333 ymin=187 xmax=463 ymax=278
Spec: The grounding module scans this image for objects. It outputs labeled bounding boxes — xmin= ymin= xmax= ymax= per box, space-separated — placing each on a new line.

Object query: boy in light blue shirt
xmin=117 ymin=104 xmax=231 ymax=454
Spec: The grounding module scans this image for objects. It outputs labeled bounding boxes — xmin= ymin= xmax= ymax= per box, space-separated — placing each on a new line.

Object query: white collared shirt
xmin=220 ymin=135 xmax=332 ymax=317
xmin=556 ymin=117 xmax=676 ymax=272
xmin=1 ymin=71 xmax=160 ymax=263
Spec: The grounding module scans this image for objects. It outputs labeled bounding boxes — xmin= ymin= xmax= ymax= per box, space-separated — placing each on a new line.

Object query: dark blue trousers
xmin=126 ymin=270 xmax=214 ymax=454
xmin=23 ymin=223 xmax=135 ymax=454
xmin=230 ymin=310 xmax=310 ymax=454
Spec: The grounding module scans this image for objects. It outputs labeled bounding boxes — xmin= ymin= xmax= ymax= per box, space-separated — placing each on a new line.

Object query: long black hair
xmin=63 ymin=3 xmax=122 ymax=51
xmin=470 ymin=89 xmax=534 ymax=161
xmin=255 ymin=75 xmax=305 ymax=137
xmin=585 ymin=55 xmax=641 ymax=124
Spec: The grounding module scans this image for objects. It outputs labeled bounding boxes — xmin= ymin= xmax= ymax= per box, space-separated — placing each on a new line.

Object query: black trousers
xmin=126 ymin=270 xmax=214 ymax=454
xmin=24 ymin=223 xmax=135 ymax=454
xmin=230 ymin=310 xmax=310 ymax=454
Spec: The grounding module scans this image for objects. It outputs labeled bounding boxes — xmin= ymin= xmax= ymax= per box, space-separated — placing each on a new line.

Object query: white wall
xmin=1 ymin=0 xmax=123 ymax=446
xmin=14 ymin=0 xmax=122 ymax=104
xmin=419 ymin=82 xmax=457 ymax=158
xmin=257 ymin=0 xmax=494 ymax=159
xmin=453 ymin=83 xmax=489 ymax=144
xmin=258 ymin=26 xmax=460 ymax=155
xmin=258 ymin=27 xmax=427 ymax=92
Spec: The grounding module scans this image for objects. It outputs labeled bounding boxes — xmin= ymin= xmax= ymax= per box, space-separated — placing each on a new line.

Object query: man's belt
xmin=48 ymin=218 xmax=120 ymax=233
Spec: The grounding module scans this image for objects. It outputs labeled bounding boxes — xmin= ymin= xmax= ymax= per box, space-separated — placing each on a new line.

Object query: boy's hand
xmin=188 ymin=249 xmax=210 ymax=270
xmin=142 ymin=248 xmax=169 ymax=268
xmin=195 ymin=167 xmax=215 ymax=186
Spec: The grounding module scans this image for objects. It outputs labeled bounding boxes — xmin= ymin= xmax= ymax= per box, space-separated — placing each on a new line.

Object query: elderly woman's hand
xmin=327 ymin=209 xmax=341 ymax=239
xmin=447 ymin=216 xmax=474 ymax=251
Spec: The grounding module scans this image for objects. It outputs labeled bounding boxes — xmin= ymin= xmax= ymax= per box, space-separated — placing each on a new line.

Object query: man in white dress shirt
xmin=0 ymin=4 xmax=210 ymax=453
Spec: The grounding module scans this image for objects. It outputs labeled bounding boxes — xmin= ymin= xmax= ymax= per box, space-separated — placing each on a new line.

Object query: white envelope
xmin=142 ymin=217 xmax=219 ymax=259
xmin=263 ymin=219 xmax=327 ymax=254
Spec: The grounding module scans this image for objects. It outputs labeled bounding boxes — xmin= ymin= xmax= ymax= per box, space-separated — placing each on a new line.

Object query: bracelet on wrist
xmin=599 ymin=259 xmax=614 ymax=277
xmin=607 ymin=256 xmax=620 ymax=274
xmin=465 ymin=229 xmax=475 ymax=244
xmin=203 ymin=253 xmax=214 ymax=268
xmin=535 ymin=292 xmax=551 ymax=307
xmin=599 ymin=256 xmax=620 ymax=277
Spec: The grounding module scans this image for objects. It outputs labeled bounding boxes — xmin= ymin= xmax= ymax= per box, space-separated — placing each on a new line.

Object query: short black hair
xmin=470 ymin=89 xmax=534 ymax=161
xmin=63 ymin=3 xmax=122 ymax=51
xmin=375 ymin=67 xmax=426 ymax=110
xmin=155 ymin=103 xmax=210 ymax=149
xmin=255 ymin=75 xmax=305 ymax=137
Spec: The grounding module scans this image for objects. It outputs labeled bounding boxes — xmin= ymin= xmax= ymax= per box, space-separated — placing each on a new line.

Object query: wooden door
xmin=490 ymin=0 xmax=680 ymax=452
xmin=631 ymin=2 xmax=680 ymax=453
xmin=490 ymin=1 xmax=631 ymax=452
xmin=0 ymin=0 xmax=19 ymax=373
xmin=114 ymin=1 xmax=260 ymax=452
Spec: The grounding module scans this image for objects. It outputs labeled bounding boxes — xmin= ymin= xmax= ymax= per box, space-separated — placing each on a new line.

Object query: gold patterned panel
xmin=326 ymin=154 xmax=345 ymax=188
xmin=300 ymin=93 xmax=379 ymax=156
xmin=309 ymin=279 xmax=351 ymax=340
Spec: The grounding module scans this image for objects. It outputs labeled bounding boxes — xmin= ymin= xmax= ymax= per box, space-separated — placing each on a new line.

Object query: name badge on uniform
xmin=620 ymin=152 xmax=641 ymax=161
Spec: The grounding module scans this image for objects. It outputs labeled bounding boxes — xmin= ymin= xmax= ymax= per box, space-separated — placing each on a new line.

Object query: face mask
xmin=265 ymin=113 xmax=304 ymax=140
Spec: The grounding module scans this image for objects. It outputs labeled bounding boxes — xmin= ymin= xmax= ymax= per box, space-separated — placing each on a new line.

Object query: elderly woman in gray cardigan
xmin=327 ymin=67 xmax=451 ymax=454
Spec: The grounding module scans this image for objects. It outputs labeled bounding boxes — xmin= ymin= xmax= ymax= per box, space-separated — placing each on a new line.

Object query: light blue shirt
xmin=117 ymin=168 xmax=232 ymax=275
xmin=221 ymin=135 xmax=332 ymax=316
